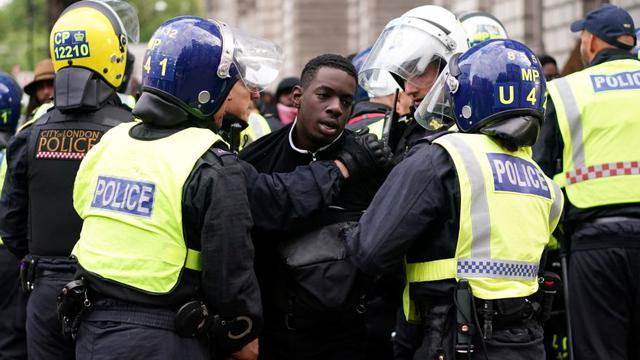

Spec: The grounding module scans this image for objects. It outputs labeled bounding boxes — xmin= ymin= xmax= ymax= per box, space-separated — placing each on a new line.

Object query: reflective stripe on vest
xmin=403 ymin=133 xmax=562 ymax=321
xmin=549 ymin=59 xmax=640 ymax=208
xmin=73 ymin=121 xmax=221 ymax=294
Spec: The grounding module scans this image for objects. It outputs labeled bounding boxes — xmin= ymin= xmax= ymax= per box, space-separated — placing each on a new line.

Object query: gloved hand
xmin=335 ymin=133 xmax=394 ymax=180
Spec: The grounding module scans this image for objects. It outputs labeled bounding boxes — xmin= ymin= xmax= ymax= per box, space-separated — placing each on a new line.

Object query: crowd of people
xmin=0 ymin=1 xmax=638 ymax=360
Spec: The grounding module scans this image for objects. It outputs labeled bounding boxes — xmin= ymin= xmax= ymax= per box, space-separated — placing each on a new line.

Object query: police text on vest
xmin=590 ymin=70 xmax=640 ymax=92
xmin=487 ymin=153 xmax=551 ymax=199
xmin=91 ymin=176 xmax=155 ymax=217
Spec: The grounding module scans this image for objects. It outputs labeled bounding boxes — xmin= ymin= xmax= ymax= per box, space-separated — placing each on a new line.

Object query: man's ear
xmin=292 ymin=85 xmax=303 ymax=108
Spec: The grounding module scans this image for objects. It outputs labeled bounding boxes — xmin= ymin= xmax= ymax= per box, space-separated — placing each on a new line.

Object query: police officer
xmin=0 ymin=72 xmax=27 ymax=359
xmin=533 ymin=5 xmax=640 ymax=360
xmin=359 ymin=5 xmax=469 ymax=160
xmin=347 ymin=39 xmax=564 ymax=359
xmin=71 ymin=16 xmax=269 ymax=359
xmin=0 ymin=1 xmax=138 ymax=358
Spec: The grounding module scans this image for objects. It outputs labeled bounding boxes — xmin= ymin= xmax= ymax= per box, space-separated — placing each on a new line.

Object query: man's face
xmin=293 ymin=67 xmax=355 ymax=150
xmin=405 ymin=62 xmax=440 ymax=107
xmin=225 ymin=81 xmax=259 ymax=121
xmin=542 ymin=63 xmax=560 ymax=80
xmin=35 ymin=80 xmax=53 ymax=104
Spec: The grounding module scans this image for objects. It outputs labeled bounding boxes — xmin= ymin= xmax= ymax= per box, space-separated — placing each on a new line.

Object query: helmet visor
xmin=231 ymin=27 xmax=283 ymax=92
xmin=359 ymin=16 xmax=455 ymax=97
xmin=96 ymin=0 xmax=140 ymax=43
xmin=414 ymin=68 xmax=455 ymax=131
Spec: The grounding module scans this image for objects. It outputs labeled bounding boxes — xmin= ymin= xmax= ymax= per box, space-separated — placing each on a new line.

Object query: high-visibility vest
xmin=241 ymin=112 xmax=272 ymax=149
xmin=72 ymin=121 xmax=222 ymax=294
xmin=548 ymin=59 xmax=640 ymax=208
xmin=404 ymin=133 xmax=563 ymax=321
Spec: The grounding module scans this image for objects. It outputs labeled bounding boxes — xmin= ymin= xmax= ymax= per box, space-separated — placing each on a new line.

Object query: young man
xmin=240 ymin=54 xmax=393 ymax=360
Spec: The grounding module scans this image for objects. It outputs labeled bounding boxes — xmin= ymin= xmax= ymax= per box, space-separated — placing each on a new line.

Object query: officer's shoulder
xmin=203 ymin=143 xmax=239 ymax=167
xmin=403 ymin=132 xmax=452 ymax=164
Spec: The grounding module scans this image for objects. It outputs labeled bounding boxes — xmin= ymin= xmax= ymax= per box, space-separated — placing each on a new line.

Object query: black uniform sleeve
xmin=0 ymin=128 xmax=31 ymax=259
xmin=185 ymin=150 xmax=262 ymax=353
xmin=238 ymin=160 xmax=344 ymax=232
xmin=532 ymin=97 xmax=564 ymax=177
xmin=346 ymin=143 xmax=451 ymax=276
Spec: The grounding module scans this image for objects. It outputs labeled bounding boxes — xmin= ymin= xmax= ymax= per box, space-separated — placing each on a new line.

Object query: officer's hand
xmin=335 ymin=133 xmax=394 ymax=179
xmin=227 ymin=338 xmax=259 ymax=360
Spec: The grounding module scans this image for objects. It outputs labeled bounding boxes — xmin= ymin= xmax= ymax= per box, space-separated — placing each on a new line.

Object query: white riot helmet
xmin=359 ymin=5 xmax=469 ymax=98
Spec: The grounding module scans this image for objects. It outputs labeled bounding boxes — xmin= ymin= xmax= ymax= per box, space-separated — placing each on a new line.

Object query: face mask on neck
xmin=277 ymin=103 xmax=298 ymax=125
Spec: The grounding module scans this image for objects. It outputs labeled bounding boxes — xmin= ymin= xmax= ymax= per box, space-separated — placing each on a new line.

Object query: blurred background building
xmin=204 ymin=0 xmax=640 ymax=80
xmin=3 ymin=0 xmax=640 ymax=92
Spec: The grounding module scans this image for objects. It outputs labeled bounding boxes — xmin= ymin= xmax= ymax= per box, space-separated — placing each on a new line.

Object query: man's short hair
xmin=538 ymin=54 xmax=557 ymax=67
xmin=300 ymin=54 xmax=357 ymax=88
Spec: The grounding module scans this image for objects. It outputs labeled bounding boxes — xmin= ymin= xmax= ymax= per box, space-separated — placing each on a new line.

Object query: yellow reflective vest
xmin=549 ymin=59 xmax=640 ymax=208
xmin=404 ymin=133 xmax=563 ymax=321
xmin=240 ymin=112 xmax=272 ymax=150
xmin=73 ymin=121 xmax=222 ymax=294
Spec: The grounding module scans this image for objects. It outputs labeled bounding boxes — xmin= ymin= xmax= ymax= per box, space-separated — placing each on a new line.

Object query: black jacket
xmin=0 ymin=69 xmax=132 ymax=259
xmin=533 ymin=48 xmax=640 ymax=248
xmin=346 ymin=139 xmax=460 ymax=299
xmin=240 ymin=123 xmax=386 ymax=323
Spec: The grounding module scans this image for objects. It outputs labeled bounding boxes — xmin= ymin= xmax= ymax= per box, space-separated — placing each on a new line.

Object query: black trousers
xmin=412 ymin=303 xmax=545 ymax=360
xmin=0 ymin=246 xmax=26 ymax=359
xmin=259 ymin=314 xmax=366 ymax=360
xmin=76 ymin=297 xmax=209 ymax=360
xmin=569 ymin=247 xmax=640 ymax=360
xmin=26 ymin=266 xmax=75 ymax=360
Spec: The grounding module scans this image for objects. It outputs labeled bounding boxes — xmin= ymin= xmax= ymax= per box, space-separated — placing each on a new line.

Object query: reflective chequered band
xmin=457 ymin=258 xmax=539 ymax=280
xmin=565 ymin=161 xmax=640 ymax=184
xmin=553 ymin=77 xmax=586 ymax=170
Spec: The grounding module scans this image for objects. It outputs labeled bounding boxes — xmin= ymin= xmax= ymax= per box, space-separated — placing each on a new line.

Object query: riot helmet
xmin=50 ymin=0 xmax=139 ymax=89
xmin=459 ymin=10 xmax=509 ymax=48
xmin=416 ymin=39 xmax=546 ymax=147
xmin=140 ymin=16 xmax=282 ymax=121
xmin=359 ymin=5 xmax=469 ymax=99
xmin=0 ymin=72 xmax=22 ymax=134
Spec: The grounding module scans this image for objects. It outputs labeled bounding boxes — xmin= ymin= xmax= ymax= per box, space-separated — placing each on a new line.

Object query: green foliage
xmin=129 ymin=0 xmax=203 ymax=44
xmin=0 ymin=0 xmax=203 ymax=73
xmin=0 ymin=0 xmax=49 ymax=72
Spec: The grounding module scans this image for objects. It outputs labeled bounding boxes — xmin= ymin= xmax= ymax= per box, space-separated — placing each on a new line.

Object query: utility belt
xmin=451 ymin=274 xmax=560 ymax=360
xmin=56 ymin=281 xmax=252 ymax=341
xmin=19 ymin=255 xmax=77 ymax=293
